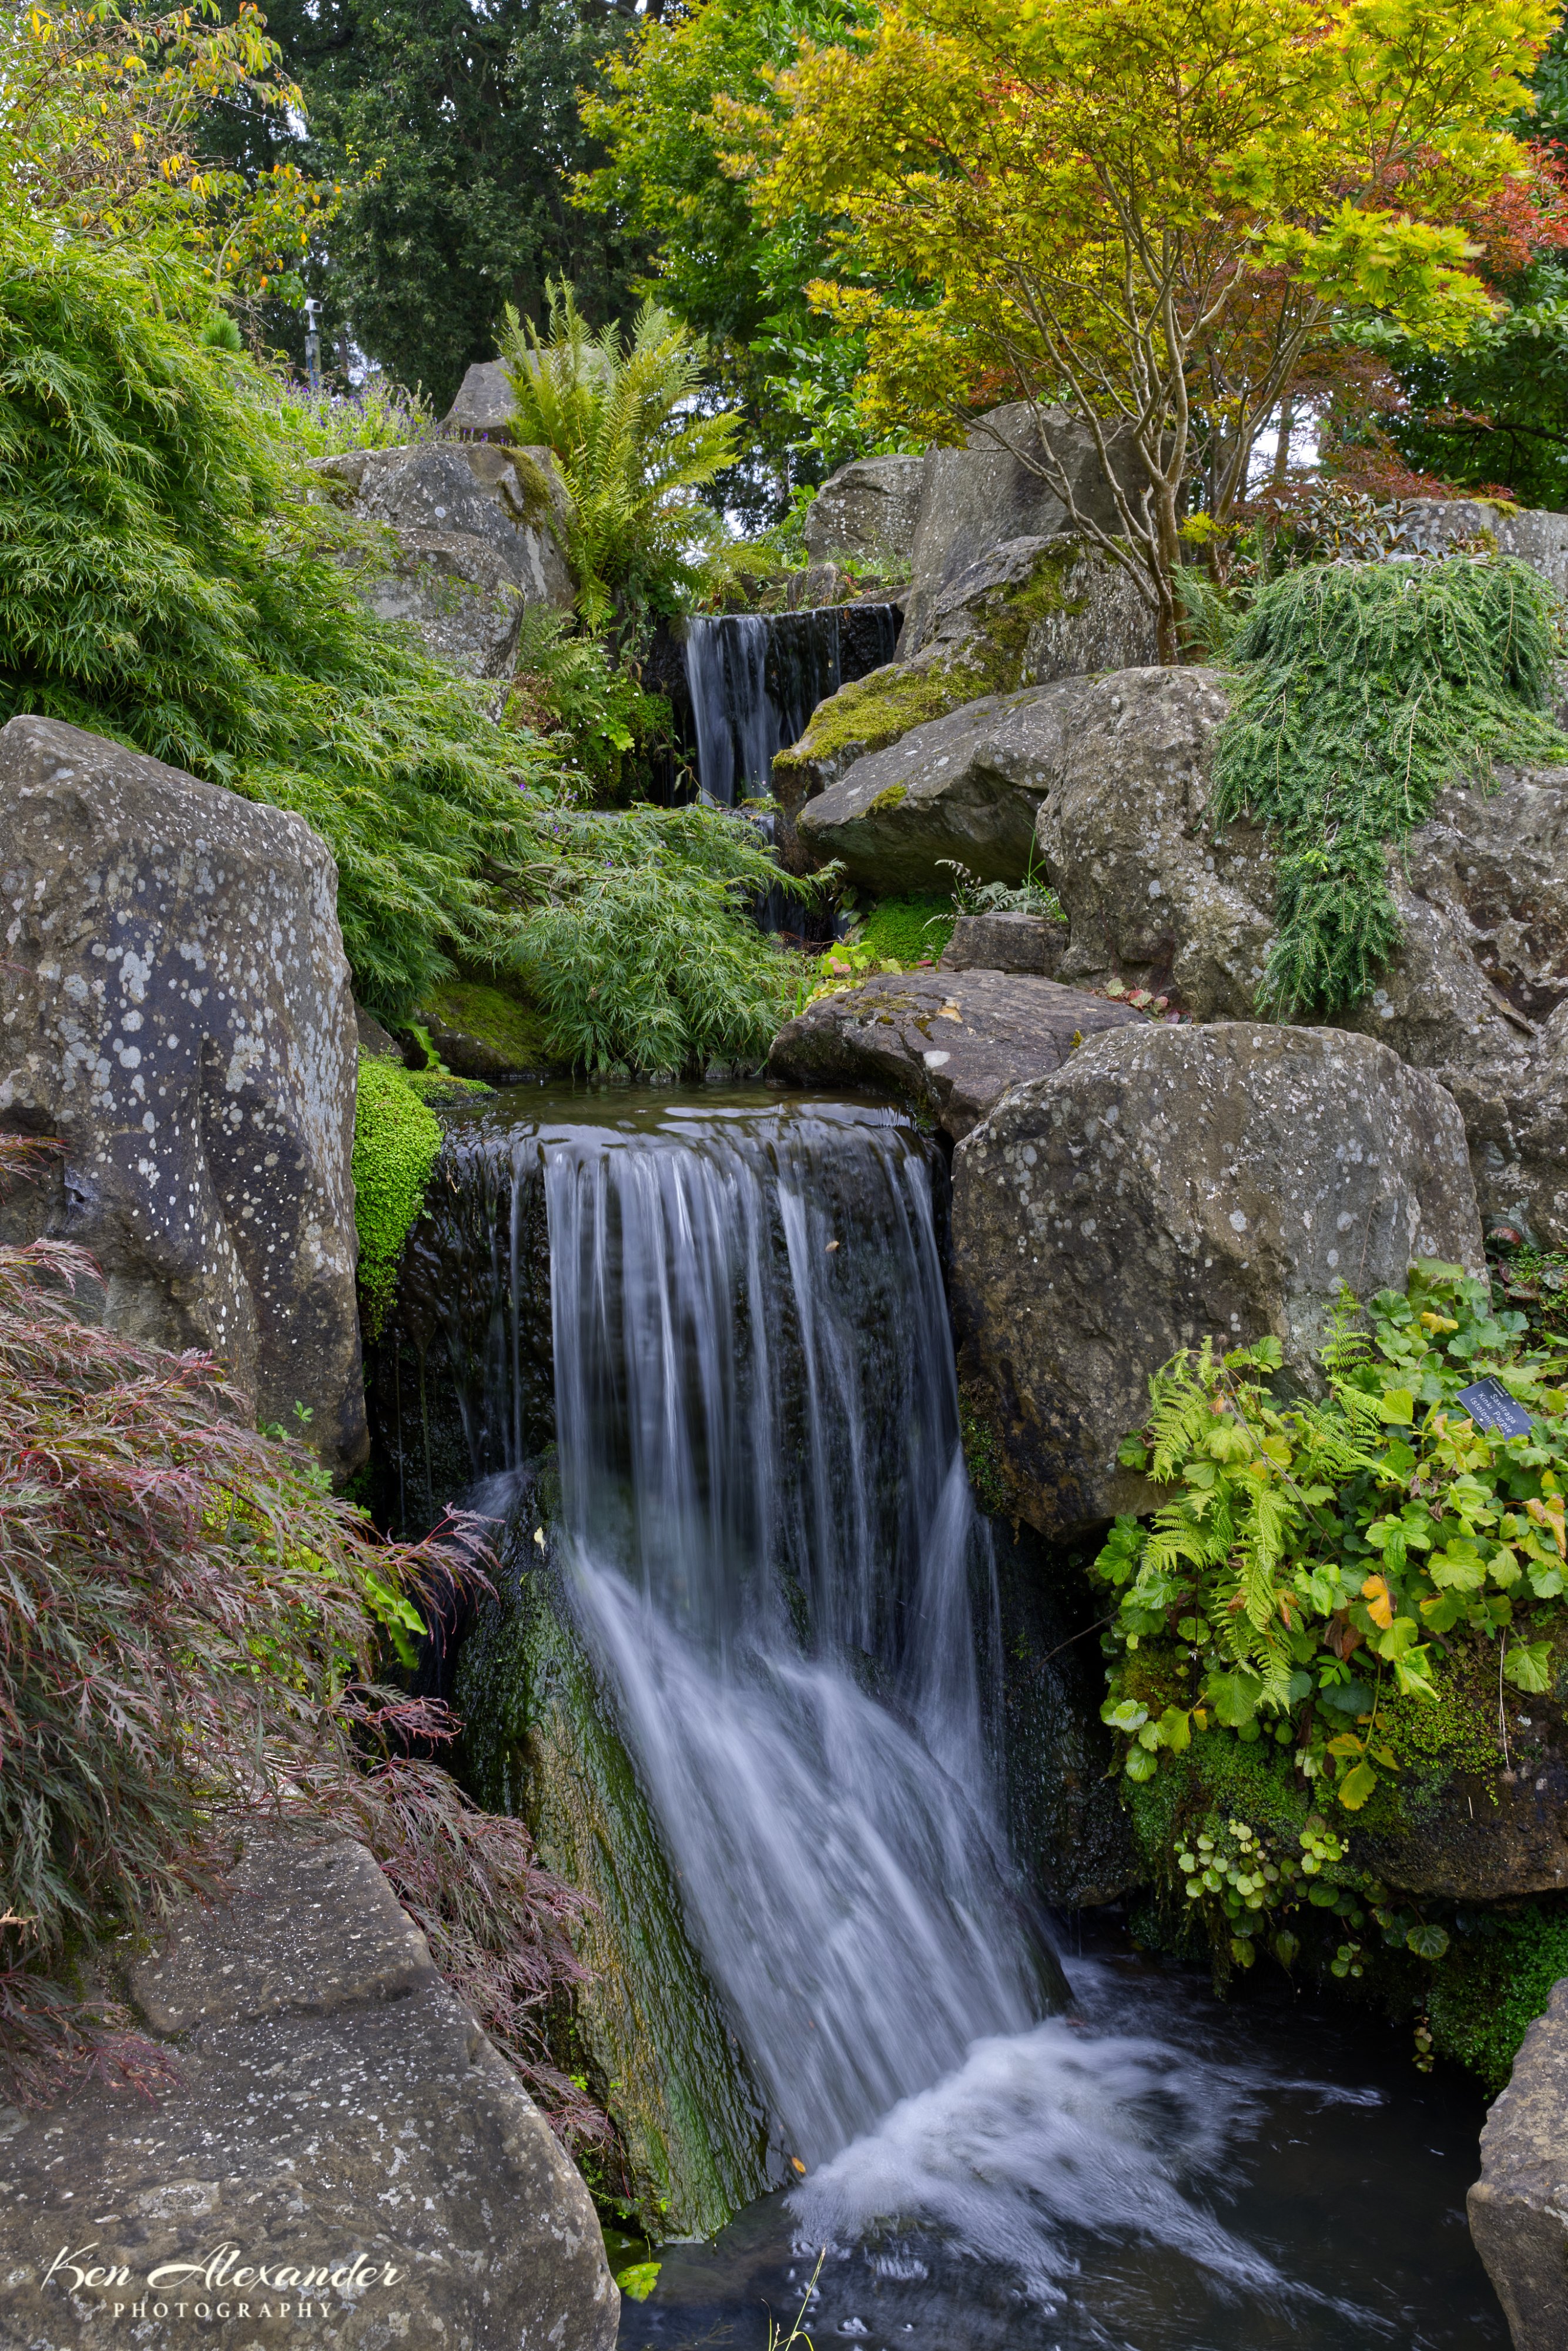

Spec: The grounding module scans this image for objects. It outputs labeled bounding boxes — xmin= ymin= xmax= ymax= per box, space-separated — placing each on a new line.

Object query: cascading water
xmin=683 ymin=604 xmax=899 ymax=804
xmin=381 ymin=1085 xmax=1507 ymax=2346
xmin=544 ymin=1100 xmax=1045 ymax=2161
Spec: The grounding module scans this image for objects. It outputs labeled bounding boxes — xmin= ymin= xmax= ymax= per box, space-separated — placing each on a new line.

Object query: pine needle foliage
xmin=1212 ymin=555 xmax=1568 ymax=1018
xmin=500 ymin=280 xmax=741 ymax=629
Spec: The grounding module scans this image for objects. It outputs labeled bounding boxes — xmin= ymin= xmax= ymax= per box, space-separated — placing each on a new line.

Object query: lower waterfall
xmin=382 ymin=1087 xmax=1505 ymax=2346
xmin=544 ymin=1101 xmax=1043 ymax=2162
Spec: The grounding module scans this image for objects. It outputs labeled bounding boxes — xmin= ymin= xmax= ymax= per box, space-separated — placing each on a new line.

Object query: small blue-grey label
xmin=1456 ymin=1377 xmax=1533 ymax=1439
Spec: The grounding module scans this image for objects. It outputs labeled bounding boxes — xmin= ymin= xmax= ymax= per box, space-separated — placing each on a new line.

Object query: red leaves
xmin=0 ymin=1159 xmax=592 ymax=2133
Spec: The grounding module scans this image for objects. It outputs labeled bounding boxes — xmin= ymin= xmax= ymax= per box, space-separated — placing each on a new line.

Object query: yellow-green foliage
xmin=351 ymin=1057 xmax=443 ymax=1337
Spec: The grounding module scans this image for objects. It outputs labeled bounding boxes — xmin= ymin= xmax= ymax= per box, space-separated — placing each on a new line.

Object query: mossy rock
xmin=772 ymin=535 xmax=1156 ymax=845
xmin=457 ymin=1528 xmax=773 ymax=2238
xmin=417 ymin=974 xmax=561 ymax=1084
xmin=351 ymin=1053 xmax=443 ymax=1339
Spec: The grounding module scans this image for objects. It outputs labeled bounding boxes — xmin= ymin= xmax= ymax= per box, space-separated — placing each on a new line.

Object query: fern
xmin=501 ymin=280 xmax=740 ymax=630
xmin=1212 ymin=556 xmax=1568 ymax=1019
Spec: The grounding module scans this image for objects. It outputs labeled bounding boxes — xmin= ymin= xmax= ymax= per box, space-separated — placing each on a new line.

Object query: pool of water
xmin=618 ymin=1936 xmax=1505 ymax=2351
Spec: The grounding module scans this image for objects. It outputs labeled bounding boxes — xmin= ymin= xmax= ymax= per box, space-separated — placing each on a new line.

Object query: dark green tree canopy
xmin=215 ymin=0 xmax=649 ymax=406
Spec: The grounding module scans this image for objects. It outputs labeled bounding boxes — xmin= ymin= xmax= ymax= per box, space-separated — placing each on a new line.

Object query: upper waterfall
xmin=683 ymin=605 xmax=899 ymax=802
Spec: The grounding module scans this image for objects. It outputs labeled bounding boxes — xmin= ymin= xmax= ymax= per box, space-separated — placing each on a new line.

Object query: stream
xmin=377 ymin=1085 xmax=1507 ymax=2350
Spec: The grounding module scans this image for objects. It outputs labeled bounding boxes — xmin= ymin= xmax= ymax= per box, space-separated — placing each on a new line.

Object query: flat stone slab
xmin=1469 ymin=1975 xmax=1568 ymax=2349
xmin=768 ymin=968 xmax=1141 ymax=1140
xmin=0 ymin=1823 xmax=618 ymax=2350
xmin=942 ymin=910 xmax=1064 ymax=976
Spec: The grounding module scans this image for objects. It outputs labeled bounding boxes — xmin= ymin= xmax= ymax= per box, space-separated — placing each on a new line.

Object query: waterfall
xmin=414 ymin=1094 xmax=1047 ymax=2169
xmin=684 ymin=604 xmax=900 ymax=805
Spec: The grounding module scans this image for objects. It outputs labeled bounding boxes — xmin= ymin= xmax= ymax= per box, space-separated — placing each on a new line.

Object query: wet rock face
xmin=312 ymin=440 xmax=574 ymax=675
xmin=950 ymin=1022 xmax=1484 ymax=1540
xmin=0 ymin=1821 xmax=620 ymax=2350
xmin=804 ymin=454 xmax=926 ymax=565
xmin=768 ymin=968 xmax=1141 ymax=1141
xmin=0 ymin=716 xmax=366 ymax=1475
xmin=1469 ymin=1975 xmax=1568 ymax=2350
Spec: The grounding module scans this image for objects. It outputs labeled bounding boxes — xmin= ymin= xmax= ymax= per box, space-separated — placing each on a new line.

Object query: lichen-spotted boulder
xmin=1469 ymin=1975 xmax=1568 ymax=2349
xmin=768 ymin=968 xmax=1141 ymax=1140
xmin=797 ymin=676 xmax=1105 ymax=893
xmin=950 ymin=1022 xmax=1484 ymax=1539
xmin=772 ymin=535 xmax=1152 ymax=837
xmin=0 ymin=717 xmax=366 ymax=1475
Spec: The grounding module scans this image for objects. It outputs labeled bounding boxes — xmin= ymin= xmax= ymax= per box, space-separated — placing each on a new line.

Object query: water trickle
xmin=683 ymin=605 xmax=898 ymax=805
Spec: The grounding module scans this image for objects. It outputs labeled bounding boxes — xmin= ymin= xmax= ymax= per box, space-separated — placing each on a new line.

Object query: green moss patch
xmin=776 ymin=541 xmax=1087 ymax=784
xmin=352 ymin=1054 xmax=443 ymax=1338
xmin=425 ymin=974 xmax=555 ymax=1073
xmin=856 ymin=893 xmax=953 ymax=960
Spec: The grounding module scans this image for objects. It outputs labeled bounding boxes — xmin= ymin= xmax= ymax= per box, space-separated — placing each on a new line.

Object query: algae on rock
xmin=457 ymin=1521 xmax=773 ymax=2239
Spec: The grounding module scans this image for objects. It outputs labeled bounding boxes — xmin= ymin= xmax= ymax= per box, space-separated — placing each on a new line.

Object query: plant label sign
xmin=1456 ymin=1377 xmax=1533 ymax=1439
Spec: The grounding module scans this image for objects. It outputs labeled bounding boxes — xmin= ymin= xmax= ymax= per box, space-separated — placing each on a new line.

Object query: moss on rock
xmin=351 ymin=1054 xmax=443 ymax=1338
xmin=420 ymin=973 xmax=559 ymax=1083
xmin=773 ymin=538 xmax=1095 ymax=802
xmin=457 ymin=1533 xmax=773 ymax=2238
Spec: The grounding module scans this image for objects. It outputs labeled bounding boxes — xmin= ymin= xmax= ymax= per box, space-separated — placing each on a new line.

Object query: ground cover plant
xmin=1211 ymin=554 xmax=1568 ymax=1017
xmin=0 ymin=1137 xmax=604 ymax=2142
xmin=1091 ymin=1260 xmax=1568 ymax=2076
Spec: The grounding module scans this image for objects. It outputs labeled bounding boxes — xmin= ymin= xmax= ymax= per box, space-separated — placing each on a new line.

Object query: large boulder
xmin=313 ymin=440 xmax=574 ymax=675
xmin=797 ymin=675 xmax=1103 ymax=893
xmin=1029 ymin=667 xmax=1568 ymax=1066
xmin=950 ymin=1022 xmax=1485 ymax=1539
xmin=767 ymin=968 xmax=1141 ymax=1141
xmin=773 ymin=536 xmax=1153 ymax=835
xmin=0 ymin=1820 xmax=619 ymax=2349
xmin=1398 ymin=497 xmax=1568 ymax=598
xmin=1469 ymin=1975 xmax=1568 ymax=2350
xmin=804 ymin=454 xmax=926 ymax=567
xmin=1440 ymin=1006 xmax=1568 ymax=1251
xmin=900 ymin=403 xmax=1147 ymax=651
xmin=0 ymin=718 xmax=366 ymax=1476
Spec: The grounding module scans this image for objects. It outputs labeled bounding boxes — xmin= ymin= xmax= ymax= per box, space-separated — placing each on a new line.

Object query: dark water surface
xmin=619 ymin=1936 xmax=1503 ymax=2351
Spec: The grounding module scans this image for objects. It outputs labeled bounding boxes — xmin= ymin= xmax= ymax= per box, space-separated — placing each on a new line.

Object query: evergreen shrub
xmin=1213 ymin=555 xmax=1568 ymax=1017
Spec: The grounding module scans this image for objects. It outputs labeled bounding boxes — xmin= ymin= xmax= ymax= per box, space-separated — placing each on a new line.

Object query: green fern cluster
xmin=1095 ymin=1261 xmax=1568 ymax=1811
xmin=500 ymin=280 xmax=739 ymax=630
xmin=1212 ymin=556 xmax=1568 ymax=1017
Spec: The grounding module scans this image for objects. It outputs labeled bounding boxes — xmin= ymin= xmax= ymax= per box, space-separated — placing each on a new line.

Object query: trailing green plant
xmin=0 ymin=213 xmax=562 ymax=1020
xmin=352 ymin=1057 xmax=444 ymax=1338
xmin=500 ymin=280 xmax=741 ymax=630
xmin=1211 ymin=555 xmax=1568 ymax=1018
xmin=0 ymin=1136 xmax=601 ymax=2142
xmin=514 ymin=802 xmax=822 ymax=1074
